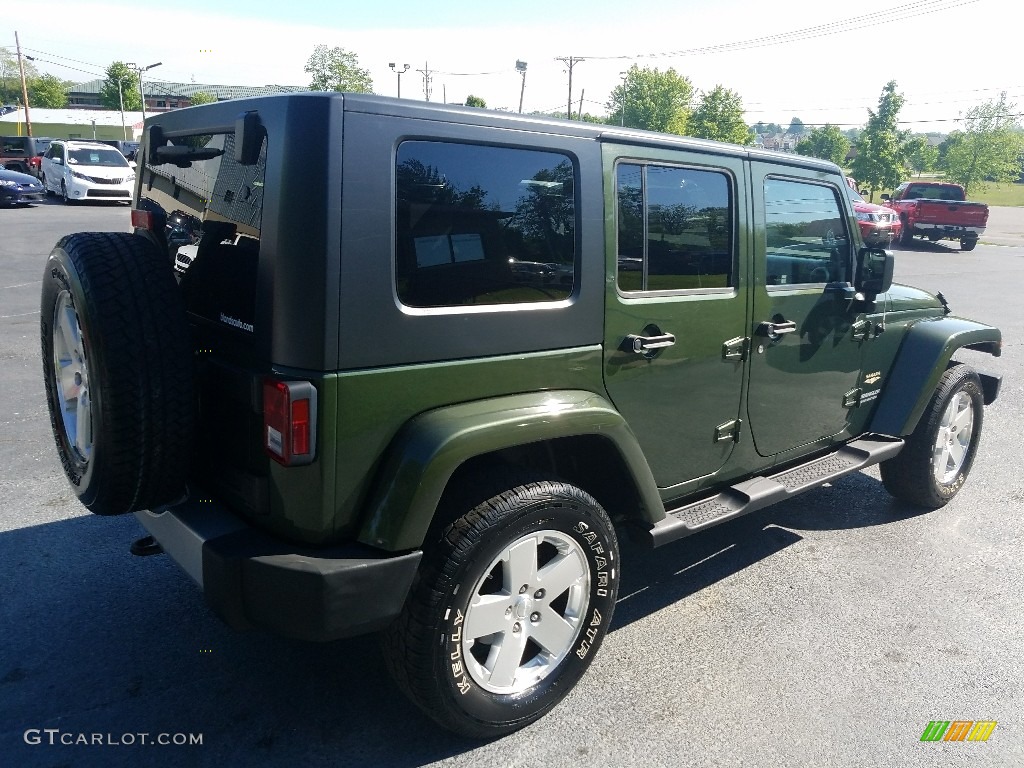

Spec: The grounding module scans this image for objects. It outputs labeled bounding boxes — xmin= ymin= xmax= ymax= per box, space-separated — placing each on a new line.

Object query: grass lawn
xmin=849 ymin=173 xmax=1024 ymax=207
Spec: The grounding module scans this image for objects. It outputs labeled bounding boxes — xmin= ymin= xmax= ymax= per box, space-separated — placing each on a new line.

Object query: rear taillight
xmin=131 ymin=208 xmax=153 ymax=230
xmin=263 ymin=379 xmax=318 ymax=466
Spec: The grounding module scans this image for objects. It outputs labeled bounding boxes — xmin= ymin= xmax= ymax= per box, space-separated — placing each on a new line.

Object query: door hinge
xmin=714 ymin=419 xmax=742 ymax=443
xmin=722 ymin=336 xmax=748 ymax=361
xmin=851 ymin=318 xmax=871 ymax=341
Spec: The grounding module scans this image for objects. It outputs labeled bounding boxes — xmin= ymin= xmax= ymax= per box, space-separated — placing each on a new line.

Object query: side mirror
xmin=855 ymin=246 xmax=894 ymax=299
xmin=881 ymin=193 xmax=892 ymax=202
xmin=53 ymin=158 xmax=63 ymax=166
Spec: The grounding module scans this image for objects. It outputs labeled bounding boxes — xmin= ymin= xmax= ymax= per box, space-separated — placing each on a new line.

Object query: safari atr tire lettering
xmin=382 ymin=473 xmax=619 ymax=739
xmin=40 ymin=233 xmax=194 ymax=515
xmin=880 ymin=364 xmax=984 ymax=509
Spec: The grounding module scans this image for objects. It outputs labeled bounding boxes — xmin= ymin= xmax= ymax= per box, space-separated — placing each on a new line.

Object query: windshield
xmin=68 ymin=148 xmax=130 ymax=167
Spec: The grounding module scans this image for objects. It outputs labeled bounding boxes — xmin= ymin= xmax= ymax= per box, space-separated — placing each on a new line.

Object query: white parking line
xmin=0 ymin=281 xmax=42 ymax=290
xmin=1 ymin=310 xmax=39 ymax=319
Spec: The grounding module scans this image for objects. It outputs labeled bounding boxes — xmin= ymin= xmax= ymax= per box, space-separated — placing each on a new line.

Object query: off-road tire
xmin=880 ymin=364 xmax=984 ymax=509
xmin=40 ymin=232 xmax=194 ymax=515
xmin=899 ymin=221 xmax=914 ymax=246
xmin=382 ymin=471 xmax=619 ymax=739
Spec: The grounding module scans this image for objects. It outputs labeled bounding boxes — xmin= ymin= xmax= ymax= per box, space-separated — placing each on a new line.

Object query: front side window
xmin=616 ymin=163 xmax=733 ymax=292
xmin=395 ymin=141 xmax=576 ymax=308
xmin=763 ymin=178 xmax=851 ymax=286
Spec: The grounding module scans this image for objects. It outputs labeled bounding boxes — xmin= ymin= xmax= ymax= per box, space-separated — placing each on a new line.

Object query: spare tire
xmin=40 ymin=232 xmax=194 ymax=515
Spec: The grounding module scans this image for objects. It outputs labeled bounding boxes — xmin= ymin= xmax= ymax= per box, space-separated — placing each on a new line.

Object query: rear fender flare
xmin=357 ymin=390 xmax=663 ymax=551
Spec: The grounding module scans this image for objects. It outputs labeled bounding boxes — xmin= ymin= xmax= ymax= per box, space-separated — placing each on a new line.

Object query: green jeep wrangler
xmin=40 ymin=93 xmax=1002 ymax=738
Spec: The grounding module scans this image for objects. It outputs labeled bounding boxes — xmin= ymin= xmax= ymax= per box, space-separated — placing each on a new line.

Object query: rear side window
xmin=141 ymin=132 xmax=267 ymax=332
xmin=616 ymin=163 xmax=733 ymax=292
xmin=395 ymin=141 xmax=576 ymax=308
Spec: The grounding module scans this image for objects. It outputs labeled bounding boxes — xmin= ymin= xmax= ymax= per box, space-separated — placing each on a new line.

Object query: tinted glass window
xmin=68 ymin=147 xmax=129 ymax=167
xmin=395 ymin=141 xmax=575 ymax=308
xmin=616 ymin=163 xmax=733 ymax=292
xmin=141 ymin=132 xmax=267 ymax=332
xmin=764 ymin=178 xmax=851 ymax=286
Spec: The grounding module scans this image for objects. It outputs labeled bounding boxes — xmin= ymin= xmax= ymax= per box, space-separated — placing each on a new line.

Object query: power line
xmin=572 ymin=0 xmax=980 ymax=60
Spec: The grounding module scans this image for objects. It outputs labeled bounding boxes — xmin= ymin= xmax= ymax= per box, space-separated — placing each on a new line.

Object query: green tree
xmin=100 ymin=62 xmax=141 ymax=111
xmin=29 ymin=73 xmax=69 ymax=108
xmin=905 ymin=136 xmax=938 ymax=177
xmin=787 ymin=117 xmax=806 ymax=135
xmin=606 ymin=65 xmax=694 ymax=134
xmin=189 ymin=91 xmax=217 ymax=105
xmin=687 ymin=85 xmax=752 ymax=144
xmin=304 ymin=45 xmax=373 ymax=93
xmin=795 ymin=124 xmax=850 ymax=165
xmin=940 ymin=92 xmax=1024 ymax=195
xmin=850 ymin=81 xmax=908 ymax=199
xmin=0 ymin=50 xmax=39 ymax=104
xmin=465 ymin=95 xmax=486 ymax=108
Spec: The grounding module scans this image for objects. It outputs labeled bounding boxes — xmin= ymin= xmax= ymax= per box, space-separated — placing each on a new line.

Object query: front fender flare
xmin=357 ymin=390 xmax=663 ymax=552
xmin=869 ymin=316 xmax=1001 ymax=436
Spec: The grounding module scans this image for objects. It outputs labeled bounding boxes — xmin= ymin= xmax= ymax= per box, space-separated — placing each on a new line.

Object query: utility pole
xmin=556 ymin=56 xmax=584 ymax=120
xmin=15 ymin=31 xmax=32 ymax=137
xmin=416 ymin=62 xmax=433 ymax=102
xmin=515 ymin=60 xmax=527 ymax=113
xmin=578 ymin=89 xmax=584 ymax=121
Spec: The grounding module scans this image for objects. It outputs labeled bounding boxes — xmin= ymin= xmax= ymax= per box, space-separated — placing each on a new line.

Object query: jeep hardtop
xmin=41 ymin=93 xmax=1002 ymax=738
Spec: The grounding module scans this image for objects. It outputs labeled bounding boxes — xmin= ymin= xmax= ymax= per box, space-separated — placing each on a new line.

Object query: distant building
xmin=67 ymin=80 xmax=307 ymax=113
xmin=1 ymin=80 xmax=311 ymax=140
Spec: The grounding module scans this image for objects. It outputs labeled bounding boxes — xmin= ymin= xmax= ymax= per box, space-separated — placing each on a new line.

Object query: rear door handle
xmin=625 ymin=332 xmax=676 ymax=354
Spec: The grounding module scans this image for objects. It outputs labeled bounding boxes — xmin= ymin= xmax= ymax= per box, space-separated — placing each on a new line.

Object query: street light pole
xmin=515 ymin=60 xmax=527 ymax=113
xmin=389 ymin=62 xmax=410 ymax=98
xmin=117 ymin=80 xmax=127 ymax=140
xmin=128 ymin=62 xmax=162 ymax=122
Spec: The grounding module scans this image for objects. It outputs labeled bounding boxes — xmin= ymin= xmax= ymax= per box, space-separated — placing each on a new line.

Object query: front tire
xmin=383 ymin=474 xmax=619 ymax=738
xmin=60 ymin=180 xmax=72 ymax=205
xmin=40 ymin=233 xmax=194 ymax=515
xmin=880 ymin=364 xmax=984 ymax=509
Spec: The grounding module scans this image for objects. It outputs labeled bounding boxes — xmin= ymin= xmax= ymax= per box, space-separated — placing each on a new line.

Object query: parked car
xmin=0 ymin=166 xmax=45 ymax=206
xmin=40 ymin=94 xmax=1003 ymax=739
xmin=40 ymin=140 xmax=135 ymax=204
xmin=846 ymin=183 xmax=902 ymax=247
xmin=1 ymin=135 xmax=53 ymax=177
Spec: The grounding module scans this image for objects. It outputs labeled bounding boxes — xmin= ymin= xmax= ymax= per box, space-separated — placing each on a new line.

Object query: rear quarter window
xmin=395 ymin=141 xmax=576 ymax=308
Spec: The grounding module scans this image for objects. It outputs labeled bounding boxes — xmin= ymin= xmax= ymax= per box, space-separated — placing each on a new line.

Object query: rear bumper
xmin=135 ymin=500 xmax=422 ymax=642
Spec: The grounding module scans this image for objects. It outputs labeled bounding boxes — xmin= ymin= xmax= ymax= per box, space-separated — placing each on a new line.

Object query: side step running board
xmin=645 ymin=436 xmax=904 ymax=548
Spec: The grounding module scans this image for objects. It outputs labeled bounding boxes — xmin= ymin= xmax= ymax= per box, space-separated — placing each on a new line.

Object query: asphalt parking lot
xmin=1 ymin=200 xmax=1022 ymax=767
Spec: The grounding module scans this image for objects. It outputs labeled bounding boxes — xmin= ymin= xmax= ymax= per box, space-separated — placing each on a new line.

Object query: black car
xmin=0 ymin=166 xmax=45 ymax=206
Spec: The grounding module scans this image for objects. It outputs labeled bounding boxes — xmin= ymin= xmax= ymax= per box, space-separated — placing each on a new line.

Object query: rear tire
xmin=383 ymin=472 xmax=619 ymax=738
xmin=899 ymin=222 xmax=914 ymax=246
xmin=880 ymin=364 xmax=984 ymax=509
xmin=40 ymin=233 xmax=194 ymax=515
xmin=960 ymin=235 xmax=978 ymax=251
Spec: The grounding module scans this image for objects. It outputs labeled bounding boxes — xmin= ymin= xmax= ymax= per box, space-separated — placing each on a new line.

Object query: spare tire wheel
xmin=40 ymin=232 xmax=194 ymax=515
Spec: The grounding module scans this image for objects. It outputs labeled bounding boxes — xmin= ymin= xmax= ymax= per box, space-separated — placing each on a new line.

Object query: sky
xmin=3 ymin=0 xmax=1019 ymax=133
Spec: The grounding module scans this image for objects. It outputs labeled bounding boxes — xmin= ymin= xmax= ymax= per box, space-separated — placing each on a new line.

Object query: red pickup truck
xmin=883 ymin=181 xmax=988 ymax=251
